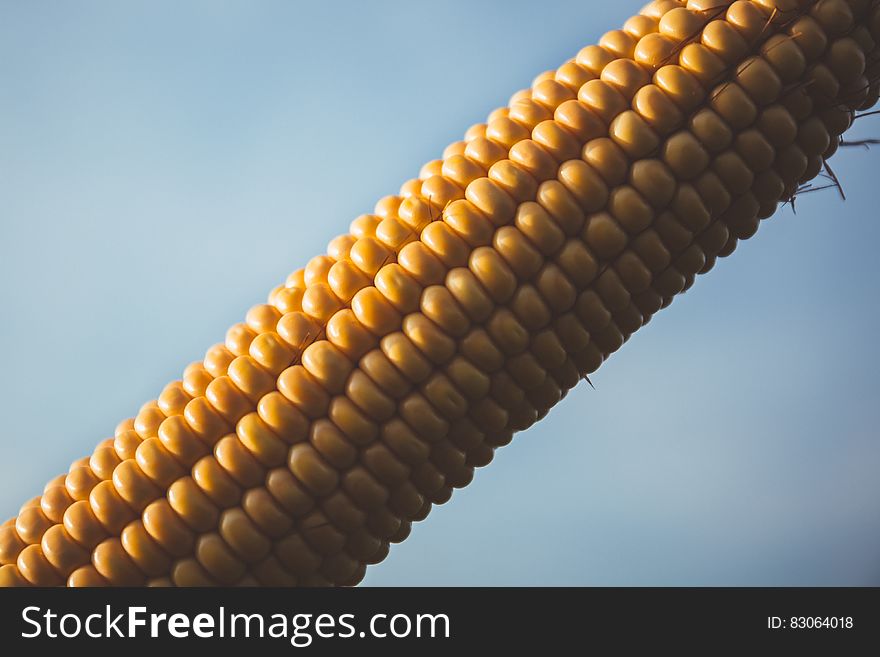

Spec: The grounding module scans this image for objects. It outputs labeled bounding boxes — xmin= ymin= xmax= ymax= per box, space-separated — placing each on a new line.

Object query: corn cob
xmin=1 ymin=0 xmax=877 ymax=587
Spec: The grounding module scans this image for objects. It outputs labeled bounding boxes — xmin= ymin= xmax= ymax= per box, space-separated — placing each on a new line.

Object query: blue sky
xmin=1 ymin=0 xmax=879 ymax=585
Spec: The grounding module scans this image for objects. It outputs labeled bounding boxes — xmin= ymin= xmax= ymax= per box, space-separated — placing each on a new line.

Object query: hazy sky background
xmin=1 ymin=0 xmax=879 ymax=585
